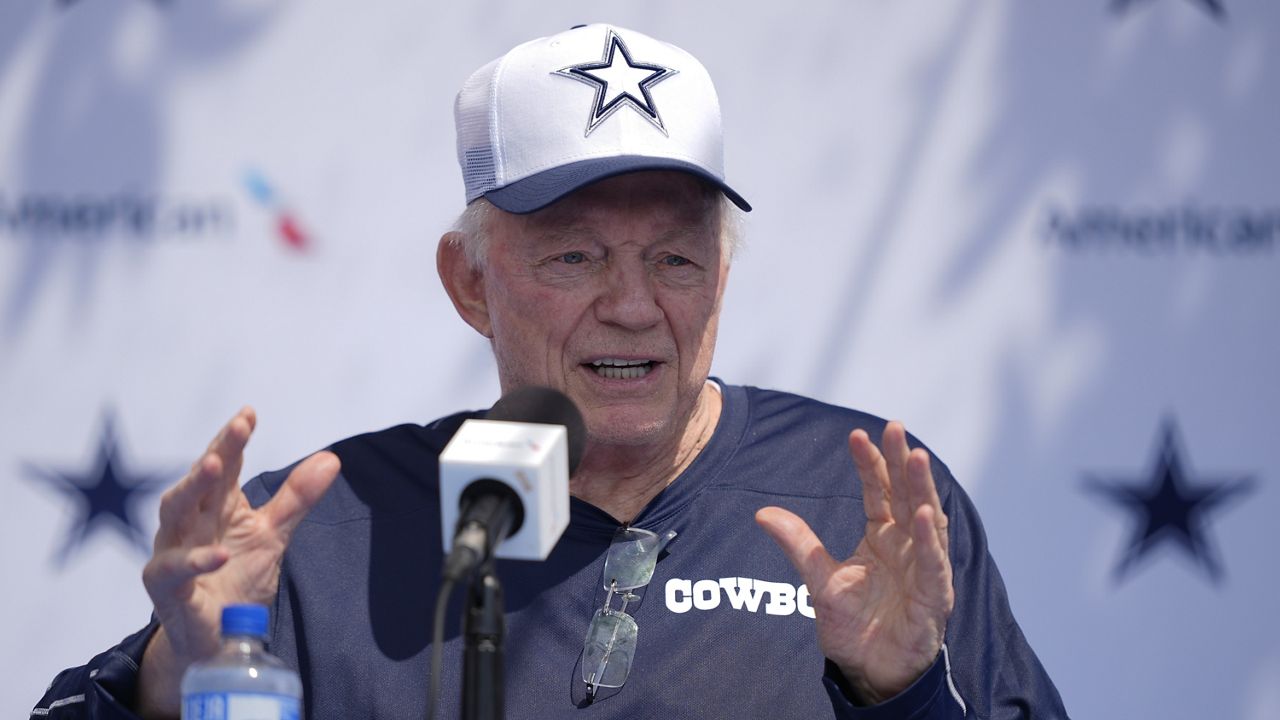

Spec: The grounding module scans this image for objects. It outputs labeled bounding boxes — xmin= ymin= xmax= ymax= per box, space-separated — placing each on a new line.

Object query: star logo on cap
xmin=555 ymin=29 xmax=678 ymax=137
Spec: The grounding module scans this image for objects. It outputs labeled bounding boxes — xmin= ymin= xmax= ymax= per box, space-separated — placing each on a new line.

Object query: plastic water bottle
xmin=180 ymin=604 xmax=302 ymax=720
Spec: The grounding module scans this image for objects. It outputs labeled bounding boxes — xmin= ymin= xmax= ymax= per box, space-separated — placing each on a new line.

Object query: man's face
xmin=477 ymin=172 xmax=728 ymax=450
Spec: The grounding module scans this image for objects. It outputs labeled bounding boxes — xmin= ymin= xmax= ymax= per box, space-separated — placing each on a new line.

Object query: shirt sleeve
xmin=823 ymin=647 xmax=967 ymax=720
xmin=31 ymin=620 xmax=158 ymax=720
xmin=942 ymin=475 xmax=1069 ymax=719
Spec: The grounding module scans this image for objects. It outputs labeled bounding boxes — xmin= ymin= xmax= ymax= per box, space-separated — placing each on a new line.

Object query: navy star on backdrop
xmin=26 ymin=412 xmax=174 ymax=566
xmin=555 ymin=29 xmax=678 ymax=136
xmin=1085 ymin=417 xmax=1254 ymax=585
xmin=1112 ymin=0 xmax=1226 ymax=20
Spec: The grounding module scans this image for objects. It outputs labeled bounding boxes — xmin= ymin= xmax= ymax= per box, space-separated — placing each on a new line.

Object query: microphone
xmin=439 ymin=387 xmax=585 ymax=581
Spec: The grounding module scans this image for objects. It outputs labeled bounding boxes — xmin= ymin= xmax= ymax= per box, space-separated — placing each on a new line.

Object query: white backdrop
xmin=3 ymin=1 xmax=1277 ymax=718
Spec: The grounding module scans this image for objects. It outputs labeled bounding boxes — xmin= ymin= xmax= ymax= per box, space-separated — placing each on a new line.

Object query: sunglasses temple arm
xmin=657 ymin=530 xmax=678 ymax=553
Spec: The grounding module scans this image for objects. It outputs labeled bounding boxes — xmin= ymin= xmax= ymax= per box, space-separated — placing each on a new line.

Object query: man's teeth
xmin=591 ymin=359 xmax=654 ymax=379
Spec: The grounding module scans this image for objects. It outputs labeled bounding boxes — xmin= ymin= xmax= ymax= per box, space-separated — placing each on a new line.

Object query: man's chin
xmin=581 ymin=410 xmax=670 ymax=449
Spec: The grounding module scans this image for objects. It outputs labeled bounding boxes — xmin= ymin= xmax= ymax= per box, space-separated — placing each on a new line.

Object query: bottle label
xmin=183 ymin=692 xmax=300 ymax=720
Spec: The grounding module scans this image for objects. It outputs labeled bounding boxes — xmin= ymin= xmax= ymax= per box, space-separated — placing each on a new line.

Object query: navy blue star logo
xmin=26 ymin=412 xmax=173 ymax=565
xmin=555 ymin=29 xmax=678 ymax=137
xmin=1084 ymin=417 xmax=1254 ymax=585
xmin=1112 ymin=0 xmax=1226 ymax=21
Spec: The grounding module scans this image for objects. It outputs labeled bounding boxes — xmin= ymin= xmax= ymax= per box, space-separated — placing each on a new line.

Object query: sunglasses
xmin=581 ymin=526 xmax=678 ymax=700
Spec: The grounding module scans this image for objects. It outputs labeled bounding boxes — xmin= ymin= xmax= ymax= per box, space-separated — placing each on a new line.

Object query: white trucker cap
xmin=454 ymin=24 xmax=751 ymax=214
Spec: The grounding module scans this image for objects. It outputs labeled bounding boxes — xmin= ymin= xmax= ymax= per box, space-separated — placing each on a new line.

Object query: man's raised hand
xmin=755 ymin=421 xmax=953 ymax=705
xmin=136 ymin=407 xmax=340 ymax=719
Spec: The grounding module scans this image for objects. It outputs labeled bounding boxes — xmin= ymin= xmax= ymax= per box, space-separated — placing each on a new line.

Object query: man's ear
xmin=437 ymin=232 xmax=493 ymax=338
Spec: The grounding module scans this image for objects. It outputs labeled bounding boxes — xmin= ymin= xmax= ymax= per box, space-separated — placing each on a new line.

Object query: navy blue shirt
xmin=34 ymin=383 xmax=1068 ymax=719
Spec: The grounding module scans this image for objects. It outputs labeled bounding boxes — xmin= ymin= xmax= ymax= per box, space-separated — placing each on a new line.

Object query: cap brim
xmin=482 ymin=156 xmax=751 ymax=214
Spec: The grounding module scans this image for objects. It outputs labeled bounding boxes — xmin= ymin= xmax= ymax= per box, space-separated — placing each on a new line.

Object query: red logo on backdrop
xmin=243 ymin=169 xmax=312 ymax=252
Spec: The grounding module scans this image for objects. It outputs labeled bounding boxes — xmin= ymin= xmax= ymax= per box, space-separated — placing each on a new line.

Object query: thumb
xmin=261 ymin=451 xmax=341 ymax=540
xmin=755 ymin=506 xmax=838 ymax=591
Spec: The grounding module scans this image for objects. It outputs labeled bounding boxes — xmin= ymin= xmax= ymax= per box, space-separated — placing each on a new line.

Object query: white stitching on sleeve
xmin=942 ymin=644 xmax=968 ymax=715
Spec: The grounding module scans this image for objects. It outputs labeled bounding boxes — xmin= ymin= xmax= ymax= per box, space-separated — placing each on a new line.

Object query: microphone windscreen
xmin=486 ymin=387 xmax=586 ymax=474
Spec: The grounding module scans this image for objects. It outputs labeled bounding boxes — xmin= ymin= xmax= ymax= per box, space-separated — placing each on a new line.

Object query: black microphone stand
xmin=448 ymin=486 xmax=518 ymax=720
xmin=462 ymin=558 xmax=505 ymax=720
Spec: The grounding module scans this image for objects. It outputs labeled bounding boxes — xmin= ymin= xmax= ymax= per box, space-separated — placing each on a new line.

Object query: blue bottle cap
xmin=221 ymin=604 xmax=269 ymax=637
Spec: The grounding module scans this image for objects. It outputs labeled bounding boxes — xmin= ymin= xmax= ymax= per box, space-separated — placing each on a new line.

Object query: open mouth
xmin=588 ymin=358 xmax=657 ymax=380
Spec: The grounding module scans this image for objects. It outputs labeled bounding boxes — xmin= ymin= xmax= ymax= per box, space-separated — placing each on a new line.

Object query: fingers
xmin=188 ymin=406 xmax=255 ymax=483
xmin=142 ymin=544 xmax=230 ymax=602
xmin=849 ymin=429 xmax=892 ymax=523
xmin=202 ymin=407 xmax=256 ymax=506
xmin=155 ymin=408 xmax=257 ymax=550
xmin=154 ymin=416 xmax=338 ymax=559
xmin=260 ymin=451 xmax=341 ymax=541
xmin=156 ymin=454 xmax=232 ymax=551
xmin=209 ymin=406 xmax=255 ymax=496
xmin=881 ymin=423 xmax=914 ymax=528
xmin=909 ymin=504 xmax=954 ymax=612
xmin=755 ymin=506 xmax=838 ymax=591
xmin=851 ymin=423 xmax=946 ymax=534
xmin=907 ymin=447 xmax=949 ymax=556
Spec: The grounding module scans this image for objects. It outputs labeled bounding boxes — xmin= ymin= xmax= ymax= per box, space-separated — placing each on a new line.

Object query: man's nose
xmin=594 ymin=261 xmax=663 ymax=330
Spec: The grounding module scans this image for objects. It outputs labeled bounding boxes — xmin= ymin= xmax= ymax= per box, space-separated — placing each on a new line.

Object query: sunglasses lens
xmin=581 ymin=609 xmax=638 ymax=690
xmin=603 ymin=531 xmax=660 ymax=590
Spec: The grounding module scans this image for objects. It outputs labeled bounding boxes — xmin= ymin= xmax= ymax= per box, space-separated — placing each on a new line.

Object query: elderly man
xmin=35 ymin=24 xmax=1067 ymax=720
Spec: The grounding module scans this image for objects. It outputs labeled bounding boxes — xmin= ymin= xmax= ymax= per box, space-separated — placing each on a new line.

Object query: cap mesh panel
xmin=455 ymin=59 xmax=500 ymax=202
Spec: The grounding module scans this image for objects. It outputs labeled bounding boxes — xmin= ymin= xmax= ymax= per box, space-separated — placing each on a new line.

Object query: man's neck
xmin=569 ymin=382 xmax=723 ymax=524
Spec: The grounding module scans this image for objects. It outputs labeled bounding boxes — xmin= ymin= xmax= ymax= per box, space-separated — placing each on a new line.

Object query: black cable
xmin=427 ymin=578 xmax=456 ymax=720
